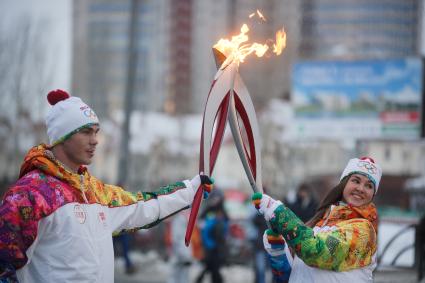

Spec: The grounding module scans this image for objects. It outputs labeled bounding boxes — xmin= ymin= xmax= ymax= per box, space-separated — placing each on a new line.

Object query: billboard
xmin=291 ymin=58 xmax=423 ymax=139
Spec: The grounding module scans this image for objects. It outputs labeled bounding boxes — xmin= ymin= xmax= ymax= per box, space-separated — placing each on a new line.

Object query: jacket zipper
xmin=80 ymin=174 xmax=89 ymax=204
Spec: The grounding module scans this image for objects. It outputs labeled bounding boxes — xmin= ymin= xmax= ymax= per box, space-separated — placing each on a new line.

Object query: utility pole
xmin=118 ymin=0 xmax=140 ymax=187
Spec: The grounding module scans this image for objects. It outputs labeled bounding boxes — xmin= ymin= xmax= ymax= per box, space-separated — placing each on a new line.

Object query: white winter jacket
xmin=0 ymin=146 xmax=201 ymax=283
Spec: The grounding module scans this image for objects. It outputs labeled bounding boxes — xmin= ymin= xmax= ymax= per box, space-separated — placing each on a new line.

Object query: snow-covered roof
xmin=120 ymin=99 xmax=294 ymax=155
xmin=405 ymin=176 xmax=425 ymax=192
xmin=125 ymin=111 xmax=202 ymax=155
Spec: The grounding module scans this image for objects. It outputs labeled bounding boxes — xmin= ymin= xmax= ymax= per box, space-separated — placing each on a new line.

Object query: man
xmin=0 ymin=90 xmax=212 ymax=283
xmin=287 ymin=183 xmax=318 ymax=223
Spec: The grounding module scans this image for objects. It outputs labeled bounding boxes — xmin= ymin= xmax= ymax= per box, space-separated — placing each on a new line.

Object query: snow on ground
xmin=115 ymin=251 xmax=254 ymax=283
xmin=115 ymin=220 xmax=418 ymax=282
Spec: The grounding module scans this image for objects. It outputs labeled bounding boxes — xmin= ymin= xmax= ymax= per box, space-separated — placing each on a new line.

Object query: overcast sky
xmin=0 ymin=0 xmax=72 ymax=90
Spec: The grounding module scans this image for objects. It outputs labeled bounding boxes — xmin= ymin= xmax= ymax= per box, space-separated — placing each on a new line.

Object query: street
xmin=114 ymin=251 xmax=420 ymax=283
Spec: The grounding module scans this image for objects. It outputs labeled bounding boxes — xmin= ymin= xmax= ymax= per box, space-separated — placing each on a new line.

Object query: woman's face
xmin=342 ymin=173 xmax=375 ymax=207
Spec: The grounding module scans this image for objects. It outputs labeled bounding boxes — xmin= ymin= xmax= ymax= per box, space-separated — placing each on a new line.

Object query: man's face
xmin=61 ymin=124 xmax=99 ymax=167
xmin=342 ymin=173 xmax=375 ymax=207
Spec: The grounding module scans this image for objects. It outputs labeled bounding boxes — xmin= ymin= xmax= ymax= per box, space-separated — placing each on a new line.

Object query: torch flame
xmin=213 ymin=20 xmax=286 ymax=68
xmin=249 ymin=9 xmax=266 ymax=22
xmin=256 ymin=10 xmax=266 ymax=22
xmin=273 ymin=27 xmax=286 ymax=55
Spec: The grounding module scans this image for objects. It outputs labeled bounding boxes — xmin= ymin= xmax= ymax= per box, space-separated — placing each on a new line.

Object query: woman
xmin=252 ymin=157 xmax=382 ymax=283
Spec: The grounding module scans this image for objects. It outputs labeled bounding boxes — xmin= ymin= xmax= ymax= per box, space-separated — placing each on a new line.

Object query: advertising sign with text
xmin=291 ymin=58 xmax=423 ymax=140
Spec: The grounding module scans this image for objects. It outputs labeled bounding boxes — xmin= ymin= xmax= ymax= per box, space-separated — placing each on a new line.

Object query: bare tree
xmin=0 ymin=16 xmax=53 ymax=179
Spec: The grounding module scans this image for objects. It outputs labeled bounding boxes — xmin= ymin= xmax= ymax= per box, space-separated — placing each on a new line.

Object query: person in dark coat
xmin=287 ymin=183 xmax=318 ymax=223
xmin=196 ymin=190 xmax=229 ymax=283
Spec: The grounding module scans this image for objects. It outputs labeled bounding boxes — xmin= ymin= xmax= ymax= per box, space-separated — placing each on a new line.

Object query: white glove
xmin=252 ymin=193 xmax=282 ymax=221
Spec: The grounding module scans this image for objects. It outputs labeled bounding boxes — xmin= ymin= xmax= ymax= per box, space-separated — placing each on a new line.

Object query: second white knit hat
xmin=340 ymin=157 xmax=382 ymax=194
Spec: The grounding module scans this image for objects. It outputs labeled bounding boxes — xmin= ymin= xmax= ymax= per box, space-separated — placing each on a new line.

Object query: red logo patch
xmin=98 ymin=211 xmax=107 ymax=227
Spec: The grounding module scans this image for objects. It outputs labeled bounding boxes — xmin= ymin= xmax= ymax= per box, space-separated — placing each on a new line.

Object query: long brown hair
xmin=305 ymin=176 xmax=350 ymax=228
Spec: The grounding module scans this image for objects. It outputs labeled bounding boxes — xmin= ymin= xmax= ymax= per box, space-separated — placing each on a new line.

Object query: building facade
xmin=299 ymin=0 xmax=420 ymax=59
xmin=72 ymin=0 xmax=300 ymax=117
xmin=73 ymin=0 xmax=170 ymax=117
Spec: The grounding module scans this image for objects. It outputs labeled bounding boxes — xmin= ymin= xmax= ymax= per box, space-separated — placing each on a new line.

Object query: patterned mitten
xmin=252 ymin=192 xmax=282 ymax=221
xmin=263 ymin=229 xmax=291 ymax=283
xmin=190 ymin=174 xmax=214 ymax=199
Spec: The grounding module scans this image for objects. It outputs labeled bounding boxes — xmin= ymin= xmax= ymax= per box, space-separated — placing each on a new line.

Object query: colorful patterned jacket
xmin=0 ymin=144 xmax=197 ymax=283
xmin=268 ymin=201 xmax=378 ymax=283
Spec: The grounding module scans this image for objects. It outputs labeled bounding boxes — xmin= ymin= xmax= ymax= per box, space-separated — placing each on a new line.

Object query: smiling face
xmin=342 ymin=173 xmax=375 ymax=207
xmin=52 ymin=124 xmax=99 ymax=172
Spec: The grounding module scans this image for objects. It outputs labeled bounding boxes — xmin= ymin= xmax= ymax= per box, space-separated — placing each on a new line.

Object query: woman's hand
xmin=252 ymin=192 xmax=282 ymax=221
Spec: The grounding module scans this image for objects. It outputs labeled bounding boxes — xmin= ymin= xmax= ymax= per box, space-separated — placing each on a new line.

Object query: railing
xmin=378 ymin=223 xmax=416 ymax=265
xmin=378 ymin=218 xmax=425 ymax=282
xmin=415 ymin=217 xmax=425 ymax=281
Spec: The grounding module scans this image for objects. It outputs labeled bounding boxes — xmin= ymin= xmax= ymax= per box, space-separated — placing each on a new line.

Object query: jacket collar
xmin=316 ymin=202 xmax=378 ymax=231
xmin=19 ymin=144 xmax=89 ymax=191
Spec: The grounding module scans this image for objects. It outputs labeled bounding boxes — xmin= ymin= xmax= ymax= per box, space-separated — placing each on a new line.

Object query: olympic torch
xmin=185 ymin=12 xmax=286 ymax=246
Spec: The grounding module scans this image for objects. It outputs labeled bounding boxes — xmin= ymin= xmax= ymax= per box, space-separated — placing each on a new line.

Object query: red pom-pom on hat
xmin=360 ymin=156 xmax=375 ymax=163
xmin=47 ymin=89 xmax=70 ymax=105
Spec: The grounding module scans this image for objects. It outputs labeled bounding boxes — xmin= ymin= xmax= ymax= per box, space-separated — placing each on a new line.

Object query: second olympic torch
xmin=185 ymin=14 xmax=286 ymax=246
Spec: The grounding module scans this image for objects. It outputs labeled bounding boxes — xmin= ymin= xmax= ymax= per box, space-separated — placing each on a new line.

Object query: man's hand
xmin=251 ymin=192 xmax=282 ymax=221
xmin=190 ymin=174 xmax=214 ymax=199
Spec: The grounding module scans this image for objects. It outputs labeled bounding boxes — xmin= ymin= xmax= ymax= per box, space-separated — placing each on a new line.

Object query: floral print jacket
xmin=0 ymin=144 xmax=195 ymax=282
xmin=271 ymin=202 xmax=378 ymax=271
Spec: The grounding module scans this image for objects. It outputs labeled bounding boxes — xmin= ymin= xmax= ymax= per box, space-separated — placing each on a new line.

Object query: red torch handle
xmin=184 ymin=185 xmax=204 ymax=246
xmin=184 ymin=95 xmax=230 ymax=246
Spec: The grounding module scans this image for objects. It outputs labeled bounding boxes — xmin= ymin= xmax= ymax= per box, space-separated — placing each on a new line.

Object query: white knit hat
xmin=46 ymin=90 xmax=99 ymax=145
xmin=340 ymin=157 xmax=382 ymax=194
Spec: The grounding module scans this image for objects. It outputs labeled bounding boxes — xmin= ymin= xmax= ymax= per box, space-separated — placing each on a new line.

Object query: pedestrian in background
xmin=0 ymin=90 xmax=213 ymax=283
xmin=113 ymin=233 xmax=137 ymax=275
xmin=253 ymin=157 xmax=382 ymax=283
xmin=287 ymin=182 xmax=318 ymax=223
xmin=196 ymin=190 xmax=229 ymax=283
xmin=112 ymin=182 xmax=137 ymax=276
xmin=250 ymin=210 xmax=269 ymax=283
xmin=167 ymin=210 xmax=193 ymax=283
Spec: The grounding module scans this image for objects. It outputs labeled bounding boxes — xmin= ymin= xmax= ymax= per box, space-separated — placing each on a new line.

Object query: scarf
xmin=316 ymin=202 xmax=378 ymax=232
